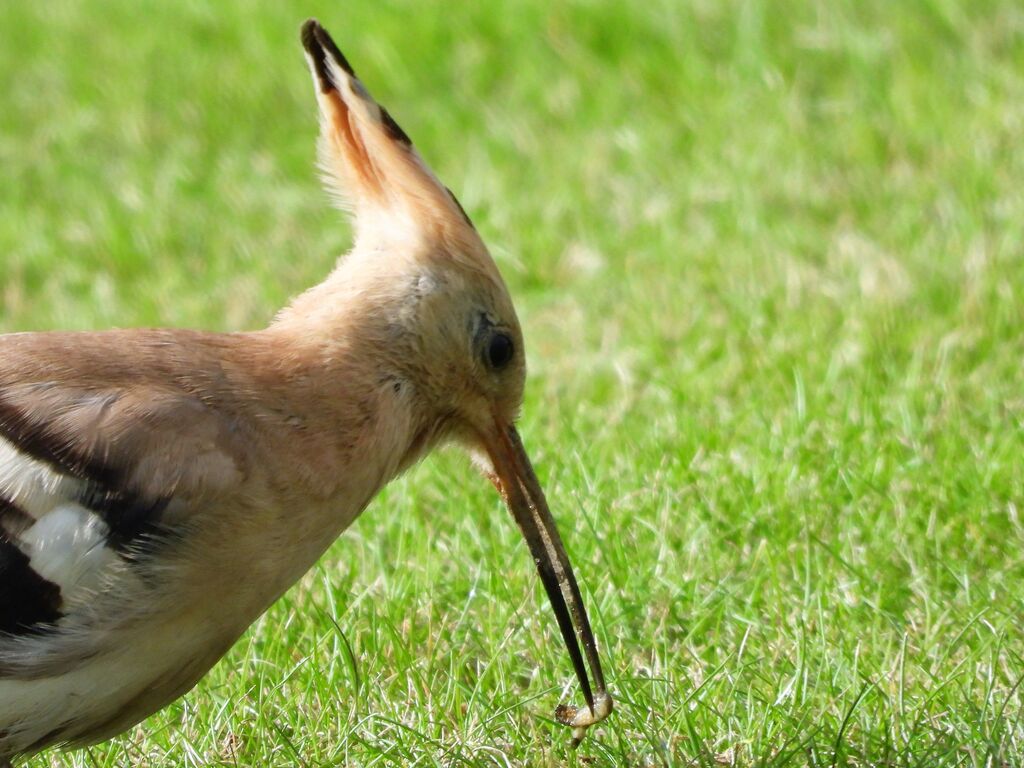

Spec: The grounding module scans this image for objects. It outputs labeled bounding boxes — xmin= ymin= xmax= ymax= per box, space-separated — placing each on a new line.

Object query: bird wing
xmin=0 ymin=331 xmax=251 ymax=637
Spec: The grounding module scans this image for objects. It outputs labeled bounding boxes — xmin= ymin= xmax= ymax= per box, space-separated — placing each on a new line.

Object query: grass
xmin=3 ymin=0 xmax=1023 ymax=765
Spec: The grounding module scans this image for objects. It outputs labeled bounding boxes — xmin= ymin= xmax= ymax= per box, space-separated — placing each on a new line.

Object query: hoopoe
xmin=0 ymin=19 xmax=612 ymax=764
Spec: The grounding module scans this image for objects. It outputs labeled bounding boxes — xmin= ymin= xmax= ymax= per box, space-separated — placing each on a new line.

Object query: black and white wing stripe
xmin=0 ymin=498 xmax=64 ymax=632
xmin=0 ymin=373 xmax=246 ymax=639
xmin=0 ymin=431 xmax=169 ymax=636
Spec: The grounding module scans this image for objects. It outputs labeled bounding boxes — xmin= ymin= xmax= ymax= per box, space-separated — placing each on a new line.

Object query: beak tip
xmin=555 ymin=690 xmax=614 ymax=745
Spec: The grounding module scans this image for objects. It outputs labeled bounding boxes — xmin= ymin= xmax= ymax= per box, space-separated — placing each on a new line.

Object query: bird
xmin=0 ymin=18 xmax=612 ymax=765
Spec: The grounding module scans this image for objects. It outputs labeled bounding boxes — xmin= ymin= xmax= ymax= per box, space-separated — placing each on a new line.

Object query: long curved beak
xmin=483 ymin=420 xmax=613 ymax=744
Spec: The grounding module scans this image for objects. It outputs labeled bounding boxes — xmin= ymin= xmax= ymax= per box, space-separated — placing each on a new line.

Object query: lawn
xmin=2 ymin=0 xmax=1023 ymax=765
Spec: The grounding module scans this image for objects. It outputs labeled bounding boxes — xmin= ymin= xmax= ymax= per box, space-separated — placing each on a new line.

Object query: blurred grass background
xmin=2 ymin=0 xmax=1023 ymax=765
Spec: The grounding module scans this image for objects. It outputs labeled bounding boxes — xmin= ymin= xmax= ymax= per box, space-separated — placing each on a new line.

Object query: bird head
xmin=281 ymin=19 xmax=612 ymax=740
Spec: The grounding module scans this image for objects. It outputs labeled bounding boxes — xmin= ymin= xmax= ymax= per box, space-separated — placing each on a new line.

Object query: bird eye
xmin=486 ymin=332 xmax=514 ymax=370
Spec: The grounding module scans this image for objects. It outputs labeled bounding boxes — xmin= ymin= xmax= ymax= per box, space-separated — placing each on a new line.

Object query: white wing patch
xmin=0 ymin=435 xmax=82 ymax=519
xmin=0 ymin=435 xmax=119 ymax=609
xmin=19 ymin=505 xmax=118 ymax=599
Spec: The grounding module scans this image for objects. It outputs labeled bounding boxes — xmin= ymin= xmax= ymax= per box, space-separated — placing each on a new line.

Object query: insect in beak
xmin=482 ymin=420 xmax=613 ymax=745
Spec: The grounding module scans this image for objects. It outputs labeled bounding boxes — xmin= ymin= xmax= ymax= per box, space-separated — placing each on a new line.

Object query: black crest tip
xmin=301 ymin=19 xmax=356 ymax=92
